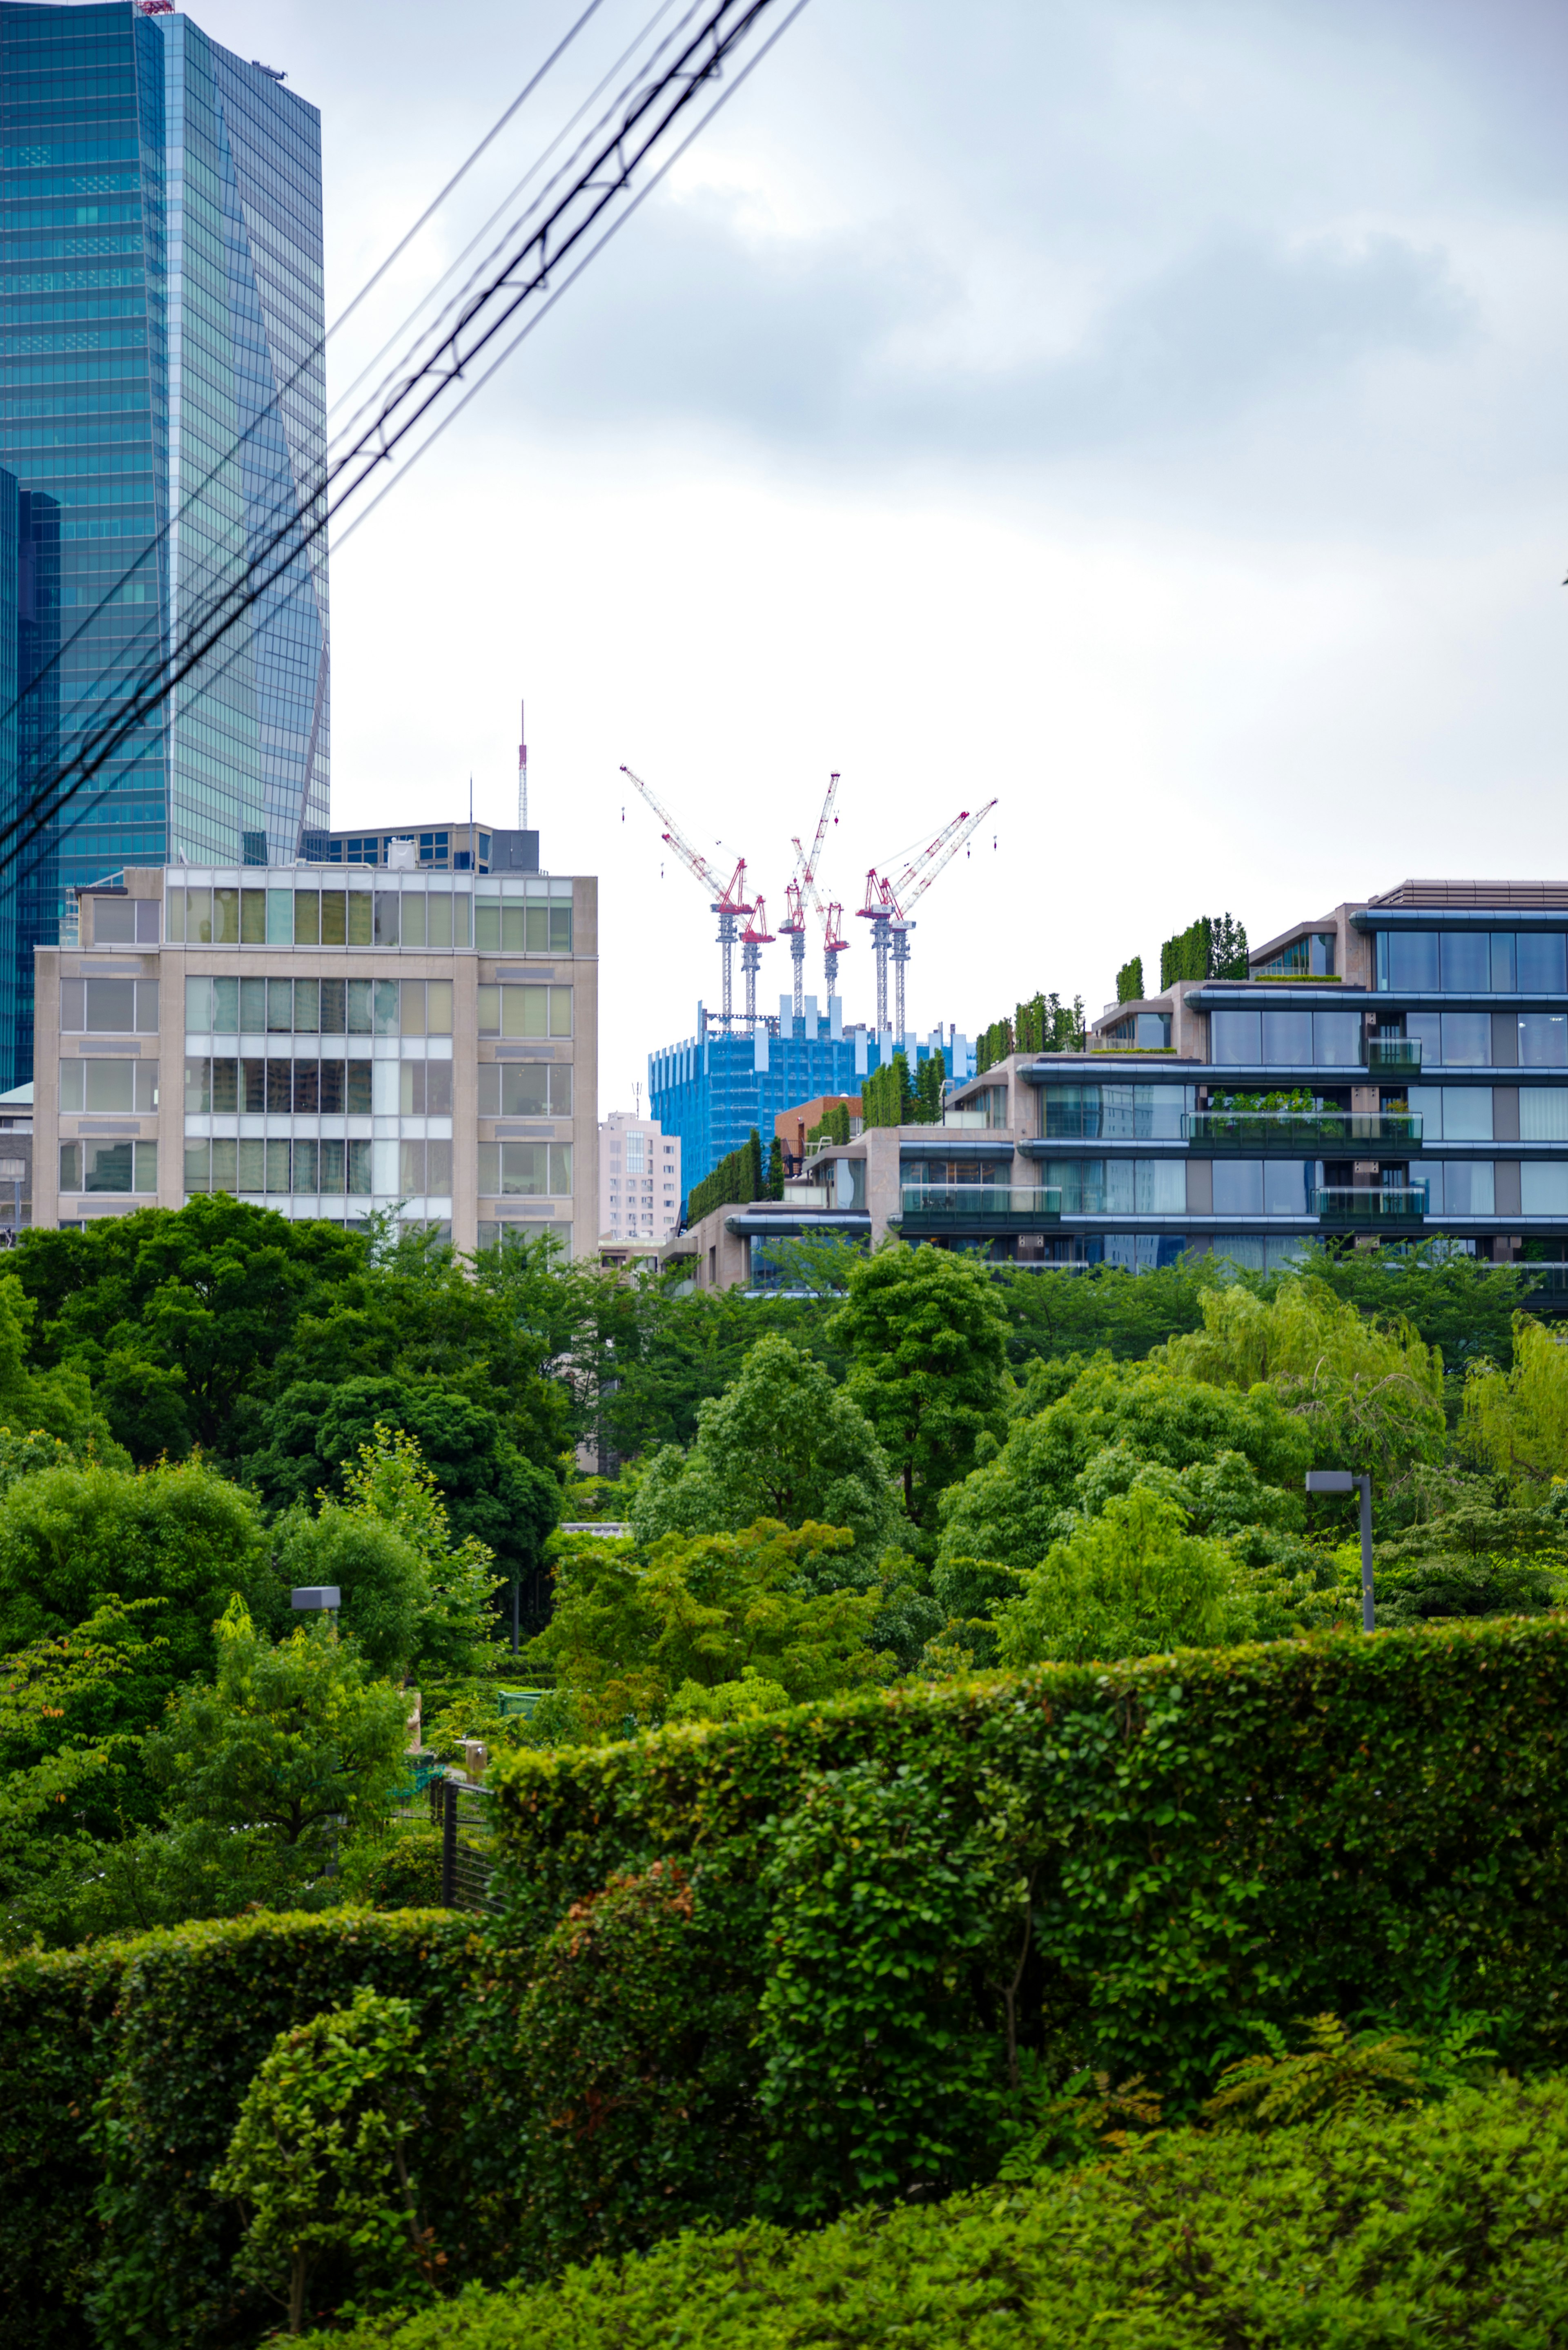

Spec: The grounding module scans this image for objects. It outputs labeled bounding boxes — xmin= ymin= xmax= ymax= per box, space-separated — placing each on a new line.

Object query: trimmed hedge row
xmin=309 ymin=2075 xmax=1568 ymax=2348
xmin=0 ymin=1910 xmax=506 ymax=2350
xmin=491 ymin=1617 xmax=1568 ymax=2107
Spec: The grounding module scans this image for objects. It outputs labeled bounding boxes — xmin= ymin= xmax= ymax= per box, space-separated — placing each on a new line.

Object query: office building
xmin=650 ymin=999 xmax=973 ymax=1202
xmin=0 ymin=0 xmax=329 ymax=1086
xmin=32 ymin=849 xmax=598 ymax=1254
xmin=301 ymin=821 xmax=539 ymax=875
xmin=674 ymin=879 xmax=1568 ymax=1286
xmin=599 ymin=1109 xmax=679 ymax=1244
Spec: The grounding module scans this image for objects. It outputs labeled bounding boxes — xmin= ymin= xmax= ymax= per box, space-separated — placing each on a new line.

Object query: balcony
xmin=1312 ymin=1185 xmax=1428 ymax=1226
xmin=1185 ymin=1111 xmax=1423 ymax=1149
xmin=1363 ymin=1037 xmax=1423 ymax=1075
xmin=896 ymin=1183 xmax=1062 ymax=1233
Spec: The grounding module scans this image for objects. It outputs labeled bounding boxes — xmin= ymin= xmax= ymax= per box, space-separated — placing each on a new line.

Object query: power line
xmin=0 ymin=0 xmax=809 ymax=898
xmin=0 ymin=0 xmax=611 ymax=810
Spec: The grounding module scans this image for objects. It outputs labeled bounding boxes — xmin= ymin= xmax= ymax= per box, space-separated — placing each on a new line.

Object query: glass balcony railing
xmin=1185 ymin=1111 xmax=1423 ymax=1148
xmin=1312 ymin=1185 xmax=1428 ymax=1223
xmin=898 ymin=1184 xmax=1062 ymax=1224
xmin=1363 ymin=1037 xmax=1423 ymax=1074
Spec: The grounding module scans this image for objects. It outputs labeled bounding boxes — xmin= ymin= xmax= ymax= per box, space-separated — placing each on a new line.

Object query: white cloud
xmin=183 ymin=0 xmax=1568 ymax=1115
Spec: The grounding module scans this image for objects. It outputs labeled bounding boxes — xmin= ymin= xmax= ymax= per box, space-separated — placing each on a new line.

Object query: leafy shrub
xmin=491 ymin=1618 xmax=1568 ymax=2128
xmin=0 ymin=1909 xmax=481 ymax=2350
xmin=212 ymin=1987 xmax=438 ymax=2336
xmin=307 ymin=2075 xmax=1568 ymax=2349
xmin=757 ymin=1761 xmax=1022 ymax=2213
xmin=1201 ymin=2011 xmax=1425 ymax=2127
xmin=336 ymin=1827 xmax=444 ymax=1911
xmin=506 ymin=1861 xmax=764 ymax=2274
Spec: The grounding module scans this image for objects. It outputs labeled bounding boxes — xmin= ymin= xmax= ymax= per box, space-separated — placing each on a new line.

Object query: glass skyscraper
xmin=0 ymin=0 xmax=328 ymax=1085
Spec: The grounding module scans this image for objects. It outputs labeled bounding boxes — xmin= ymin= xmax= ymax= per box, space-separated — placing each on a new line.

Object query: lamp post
xmin=291 ymin=1585 xmax=341 ymax=1632
xmin=1305 ymin=1470 xmax=1374 ymax=1633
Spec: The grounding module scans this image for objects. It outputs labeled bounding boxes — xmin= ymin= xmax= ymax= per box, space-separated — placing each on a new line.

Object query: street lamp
xmin=1304 ymin=1471 xmax=1374 ymax=1633
xmin=291 ymin=1585 xmax=341 ymax=1625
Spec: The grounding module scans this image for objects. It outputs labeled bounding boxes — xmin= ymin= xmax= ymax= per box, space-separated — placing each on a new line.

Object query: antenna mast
xmin=517 ymin=698 xmax=528 ymax=831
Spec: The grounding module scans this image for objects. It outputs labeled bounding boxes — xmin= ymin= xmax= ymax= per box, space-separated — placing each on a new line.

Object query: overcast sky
xmin=189 ymin=0 xmax=1568 ymax=1111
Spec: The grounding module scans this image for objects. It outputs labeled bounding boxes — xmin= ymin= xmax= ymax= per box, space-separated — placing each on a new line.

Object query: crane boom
xmin=620 ymin=759 xmax=757 ymax=1031
xmin=884 ymin=798 xmax=998 ymax=919
xmin=620 ymin=763 xmax=751 ymax=912
xmin=801 ymin=771 xmax=839 ymax=898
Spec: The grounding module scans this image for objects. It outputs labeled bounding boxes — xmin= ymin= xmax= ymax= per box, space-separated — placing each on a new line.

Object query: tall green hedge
xmin=0 ymin=1910 xmax=503 ymax=2350
xmin=490 ymin=1619 xmax=1568 ymax=2116
xmin=687 ymin=1130 xmax=763 ymax=1224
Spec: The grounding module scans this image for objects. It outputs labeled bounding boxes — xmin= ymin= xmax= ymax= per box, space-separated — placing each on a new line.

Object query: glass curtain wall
xmin=0 ymin=2 xmax=325 ymax=1088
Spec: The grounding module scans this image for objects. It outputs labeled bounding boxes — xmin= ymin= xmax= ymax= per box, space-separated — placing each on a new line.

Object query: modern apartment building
xmin=674 ymin=880 xmax=1568 ymax=1285
xmin=33 ymin=851 xmax=597 ymax=1253
xmin=599 ymin=1110 xmax=679 ymax=1244
xmin=0 ymin=0 xmax=329 ymax=1086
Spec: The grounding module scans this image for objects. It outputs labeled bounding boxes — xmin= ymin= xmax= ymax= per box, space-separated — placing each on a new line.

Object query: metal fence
xmin=431 ymin=1777 xmax=500 ymax=1914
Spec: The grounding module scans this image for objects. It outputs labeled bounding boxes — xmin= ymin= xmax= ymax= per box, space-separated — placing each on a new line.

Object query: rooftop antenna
xmin=518 ymin=698 xmax=528 ymax=832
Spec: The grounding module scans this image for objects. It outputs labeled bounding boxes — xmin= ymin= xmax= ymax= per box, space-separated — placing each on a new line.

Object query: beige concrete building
xmin=33 ymin=856 xmax=597 ymax=1255
xmin=599 ymin=1110 xmax=680 ymax=1244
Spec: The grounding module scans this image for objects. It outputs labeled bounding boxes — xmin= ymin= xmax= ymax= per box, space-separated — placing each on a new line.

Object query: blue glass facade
xmin=650 ymin=1011 xmax=973 ymax=1205
xmin=0 ymin=0 xmax=326 ymax=1086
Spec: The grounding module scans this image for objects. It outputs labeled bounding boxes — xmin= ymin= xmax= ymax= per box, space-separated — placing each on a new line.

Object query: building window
xmin=477 ymin=1142 xmax=573 ymax=1196
xmin=477 ymin=985 xmax=572 ymax=1039
xmin=60 ymin=978 xmax=158 ymax=1034
xmin=184 ymin=1137 xmax=373 ymax=1197
xmin=626 ymin=1133 xmax=646 ymax=1173
xmin=59 ymin=1059 xmax=157 ymax=1113
xmin=1376 ymin=929 xmax=1568 ymax=994
xmin=60 ymin=1139 xmax=156 ymax=1194
xmin=477 ymin=1064 xmax=571 ymax=1117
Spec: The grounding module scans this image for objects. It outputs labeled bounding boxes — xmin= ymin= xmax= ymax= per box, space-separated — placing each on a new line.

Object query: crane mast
xmin=790 ymin=771 xmax=847 ymax=1015
xmin=621 ymin=763 xmax=755 ymax=1030
xmin=862 ymin=797 xmax=998 ymax=1039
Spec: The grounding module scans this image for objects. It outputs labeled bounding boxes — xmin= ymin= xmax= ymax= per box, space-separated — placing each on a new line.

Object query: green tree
xmin=767 ymin=1137 xmax=785 ymax=1200
xmin=13 ymin=1197 xmax=362 ymax=1463
xmin=529 ymin=1521 xmax=890 ymax=1733
xmin=994 ymin=1487 xmax=1263 ymax=1665
xmin=211 ymin=1987 xmax=435 ymax=2335
xmin=244 ymin=1378 xmax=559 ymax=1626
xmin=914 ymin=1049 xmax=946 ymax=1125
xmin=146 ymin=1601 xmax=410 ymax=1864
xmin=1155 ymin=1275 xmax=1446 ymax=1477
xmin=277 ymin=1421 xmax=502 ymax=1690
xmin=629 ymin=1333 xmax=898 ymax=1562
xmin=1116 ymin=957 xmax=1145 ymax=1004
xmin=1460 ymin=1316 xmax=1568 ymax=1484
xmin=0 ymin=1455 xmax=273 ymax=1687
xmin=937 ymin=1358 xmax=1312 ymax=1575
xmin=832 ymin=1246 xmax=1009 ymax=1535
xmin=0 ymin=1601 xmax=156 ymax=1877
xmin=862 ymin=1052 xmax=915 ymax=1129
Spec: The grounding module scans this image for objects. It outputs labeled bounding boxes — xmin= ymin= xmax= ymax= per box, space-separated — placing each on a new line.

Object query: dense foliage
xmin=686 ymin=1129 xmax=763 ymax=1222
xmin=976 ymin=989 xmax=1085 ymax=1072
xmin=307 ymin=2076 xmax=1568 ymax=2350
xmin=9 ymin=1191 xmax=1568 ymax=2344
xmin=1160 ymin=912 xmax=1249 ymax=987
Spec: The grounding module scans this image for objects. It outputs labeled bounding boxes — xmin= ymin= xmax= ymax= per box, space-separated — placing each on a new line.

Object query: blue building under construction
xmin=649 ymin=996 xmax=974 ymax=1205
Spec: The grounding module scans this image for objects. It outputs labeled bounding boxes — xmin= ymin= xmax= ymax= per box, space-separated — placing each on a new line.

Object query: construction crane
xmin=860 ymin=798 xmax=999 ymax=1037
xmin=621 ymin=763 xmax=755 ymax=1030
xmin=739 ymin=896 xmax=775 ymax=1031
xmin=786 ymin=771 xmax=847 ymax=1022
xmin=777 ymin=877 xmax=808 ymax=1023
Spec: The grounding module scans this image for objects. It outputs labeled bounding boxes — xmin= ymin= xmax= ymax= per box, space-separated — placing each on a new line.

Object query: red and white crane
xmin=859 ymin=798 xmax=998 ymax=1036
xmin=739 ymin=895 xmax=776 ymax=1032
xmin=621 ymin=763 xmax=755 ymax=1031
xmin=786 ymin=771 xmax=848 ymax=1023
